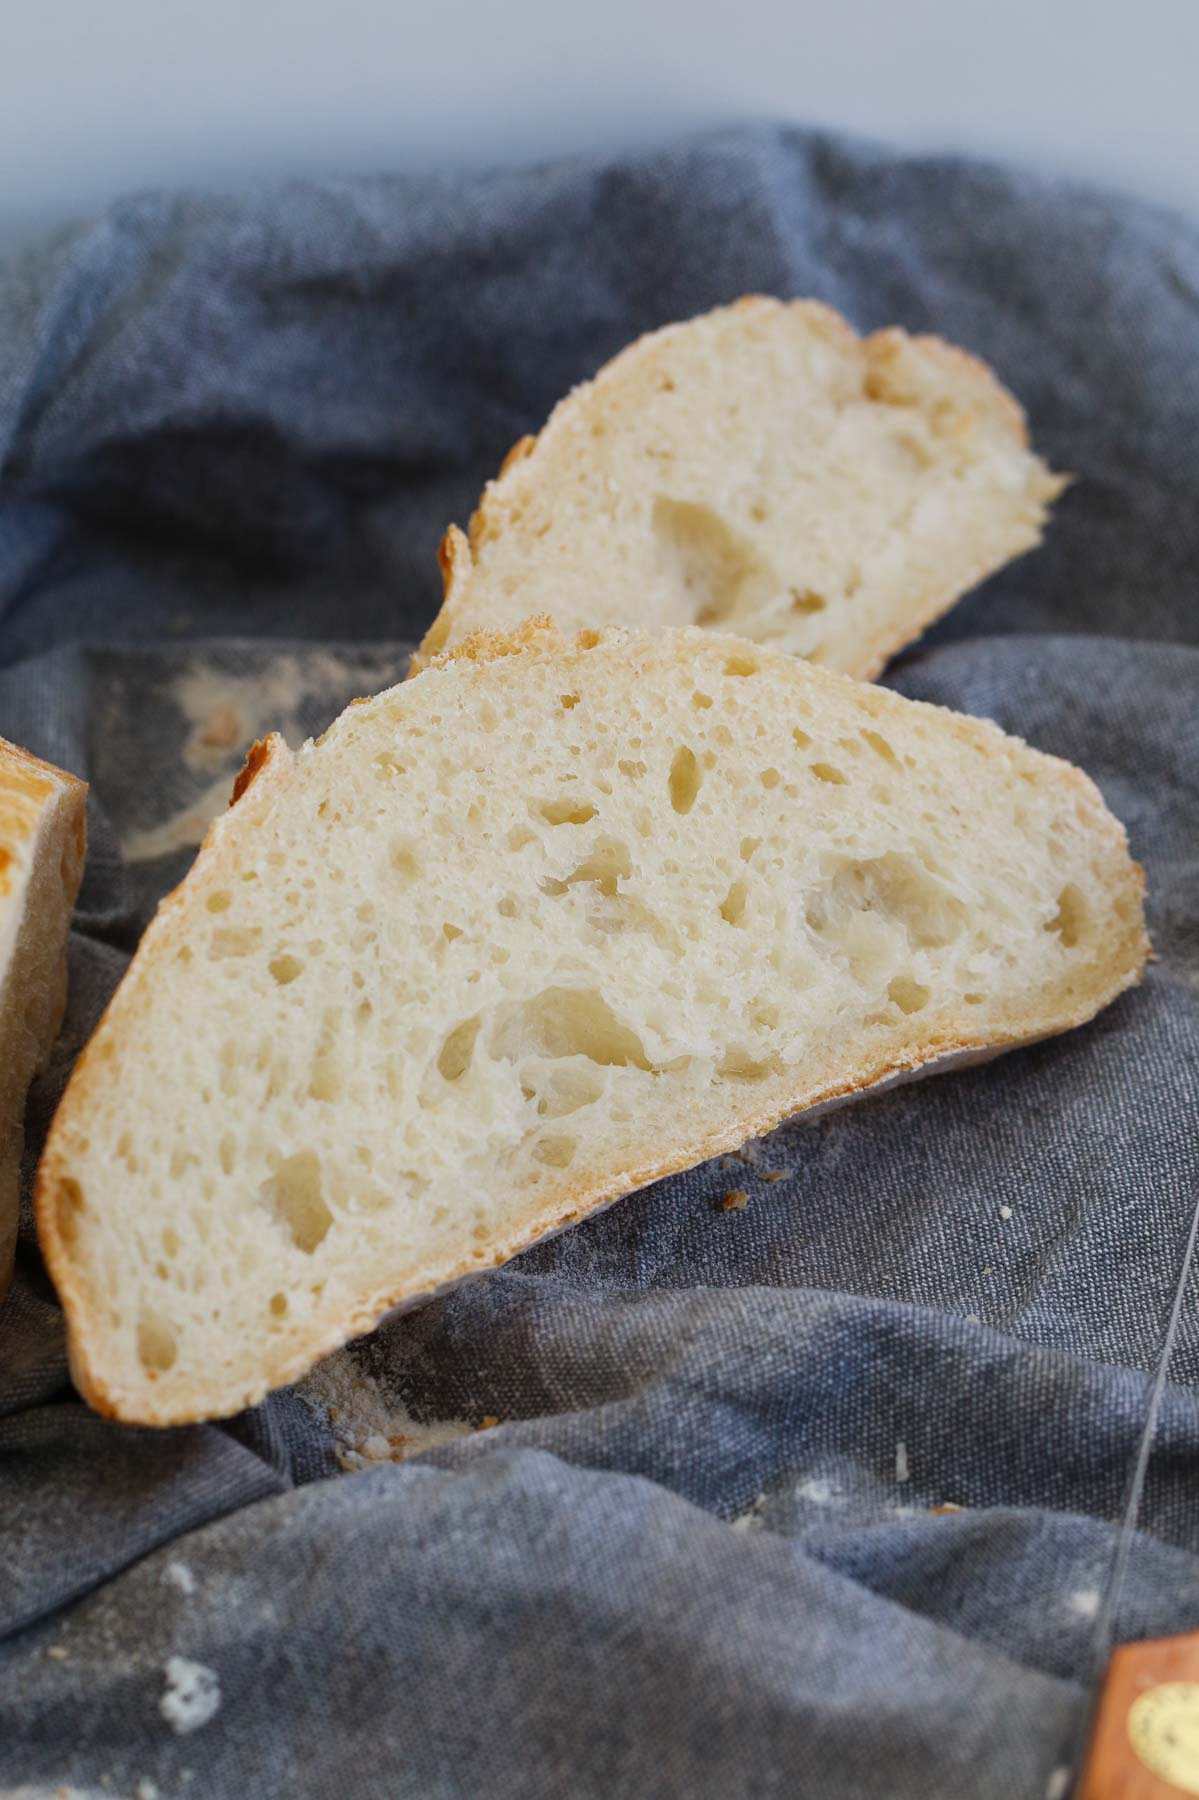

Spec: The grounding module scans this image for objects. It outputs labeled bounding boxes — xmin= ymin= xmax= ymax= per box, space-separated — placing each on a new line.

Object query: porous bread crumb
xmin=478 ymin=1415 xmax=500 ymax=1430
xmin=418 ymin=296 xmax=1065 ymax=680
xmin=46 ymin=1644 xmax=69 ymax=1661
xmin=159 ymin=1657 xmax=220 ymax=1735
xmin=721 ymin=1190 xmax=750 ymax=1211
xmin=760 ymin=1169 xmax=790 ymax=1182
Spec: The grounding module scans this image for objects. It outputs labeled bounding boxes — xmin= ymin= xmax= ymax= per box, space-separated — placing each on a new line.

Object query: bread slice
xmin=38 ymin=625 xmax=1145 ymax=1424
xmin=414 ymin=298 xmax=1065 ymax=680
xmin=1 ymin=738 xmax=87 ymax=1297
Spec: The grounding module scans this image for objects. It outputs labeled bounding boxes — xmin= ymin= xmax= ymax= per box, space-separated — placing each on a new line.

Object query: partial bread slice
xmin=1 ymin=738 xmax=87 ymax=1297
xmin=38 ymin=625 xmax=1145 ymax=1424
xmin=414 ymin=297 xmax=1065 ymax=680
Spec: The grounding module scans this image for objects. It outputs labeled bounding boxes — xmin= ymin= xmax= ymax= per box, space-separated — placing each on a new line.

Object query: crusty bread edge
xmin=36 ymin=634 xmax=1147 ymax=1425
xmin=2 ymin=740 xmax=87 ymax=1299
xmin=410 ymin=295 xmax=1069 ymax=679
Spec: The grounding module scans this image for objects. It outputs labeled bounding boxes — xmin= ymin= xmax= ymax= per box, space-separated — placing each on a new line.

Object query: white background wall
xmin=3 ymin=0 xmax=1197 ymax=243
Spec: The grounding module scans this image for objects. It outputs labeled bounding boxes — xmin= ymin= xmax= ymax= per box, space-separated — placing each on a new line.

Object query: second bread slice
xmin=416 ymin=297 xmax=1065 ymax=678
xmin=39 ymin=625 xmax=1145 ymax=1424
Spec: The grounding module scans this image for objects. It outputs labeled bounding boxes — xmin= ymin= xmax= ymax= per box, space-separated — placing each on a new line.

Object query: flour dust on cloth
xmin=1 ymin=125 xmax=1198 ymax=1800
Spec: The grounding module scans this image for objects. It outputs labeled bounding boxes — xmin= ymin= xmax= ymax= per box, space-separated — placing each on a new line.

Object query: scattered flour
xmin=1045 ymin=1768 xmax=1071 ymax=1800
xmin=136 ymin=1781 xmax=160 ymax=1800
xmin=731 ymin=1493 xmax=768 ymax=1532
xmin=895 ymin=1440 xmax=911 ymax=1484
xmin=297 ymin=1347 xmax=472 ymax=1471
xmin=122 ymin=774 xmax=244 ymax=863
xmin=163 ymin=1561 xmax=197 ymax=1596
xmin=159 ymin=1657 xmax=221 ymax=1735
xmin=795 ymin=1477 xmax=837 ymax=1506
xmin=122 ymin=651 xmax=401 ymax=863
xmin=998 ymin=1205 xmax=1013 ymax=1221
xmin=1067 ymin=1587 xmax=1101 ymax=1620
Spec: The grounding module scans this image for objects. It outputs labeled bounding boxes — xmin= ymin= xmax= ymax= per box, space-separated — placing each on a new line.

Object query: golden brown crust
xmin=230 ymin=737 xmax=274 ymax=806
xmin=0 ymin=737 xmax=85 ymax=899
xmin=499 ymin=433 xmax=538 ymax=477
xmin=425 ymin=615 xmax=560 ymax=671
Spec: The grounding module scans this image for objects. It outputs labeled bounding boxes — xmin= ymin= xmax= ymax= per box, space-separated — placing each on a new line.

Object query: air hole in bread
xmin=761 ymin=768 xmax=781 ymax=789
xmin=720 ymin=881 xmax=748 ymax=927
xmin=443 ymin=923 xmax=463 ymax=942
xmin=270 ymin=954 xmax=304 ymax=986
xmin=718 ymin=1046 xmax=782 ymax=1082
xmin=964 ymin=992 xmax=985 ymax=1005
xmin=206 ymin=891 xmax=232 ymax=914
xmin=532 ymin=1135 xmax=577 ymax=1168
xmin=791 ymin=589 xmax=827 ymax=614
xmin=210 ymin=927 xmax=262 ymax=960
xmin=391 ymin=841 xmax=421 ymax=883
xmin=162 ymin=1227 xmax=180 ymax=1258
xmin=169 ymin=1146 xmax=193 ymax=1180
xmin=54 ymin=1178 xmax=85 ymax=1245
xmin=739 ymin=837 xmax=760 ymax=861
xmin=219 ymin=1134 xmax=236 ymax=1176
xmin=269 ymin=1292 xmax=288 ymax=1319
xmin=260 ymin=1152 xmax=332 ymax=1254
xmin=538 ymin=798 xmax=598 ymax=826
xmin=534 ymin=1065 xmax=606 ymax=1118
xmin=560 ymin=694 xmax=580 ymax=710
xmin=888 ymin=976 xmax=930 ymax=1014
xmin=651 ymin=497 xmax=777 ymax=629
xmin=305 ymin=1049 xmax=341 ymax=1104
xmin=562 ymin=837 xmax=632 ymax=897
xmin=374 ymin=750 xmax=406 ymax=778
xmin=861 ymin=729 xmax=901 ymax=767
xmin=793 ymin=728 xmax=813 ymax=749
xmin=438 ymin=1015 xmax=482 ymax=1082
xmin=618 ymin=759 xmax=647 ymax=779
xmin=669 ymin=746 xmax=701 ymax=815
xmin=810 ymin=764 xmax=848 ymax=786
xmin=507 ymin=825 xmax=536 ymax=853
xmin=137 ymin=1308 xmax=178 ymax=1373
xmin=808 ymin=852 xmax=969 ymax=952
xmin=725 ymin=652 xmax=759 ymax=677
xmin=490 ymin=987 xmax=652 ymax=1070
xmin=116 ymin=1132 xmax=137 ymax=1173
xmin=1048 ymin=884 xmax=1088 ymax=948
